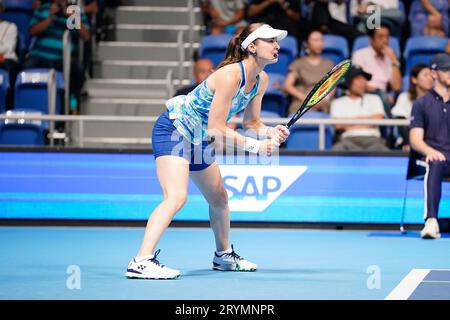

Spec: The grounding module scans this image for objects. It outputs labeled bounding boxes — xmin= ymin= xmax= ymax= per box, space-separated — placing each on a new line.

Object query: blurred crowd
xmin=190 ymin=0 xmax=450 ymax=151
xmin=1 ymin=0 xmax=449 ymax=151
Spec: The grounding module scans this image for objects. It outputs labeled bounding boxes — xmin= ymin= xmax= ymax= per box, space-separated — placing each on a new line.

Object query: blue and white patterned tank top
xmin=165 ymin=61 xmax=260 ymax=145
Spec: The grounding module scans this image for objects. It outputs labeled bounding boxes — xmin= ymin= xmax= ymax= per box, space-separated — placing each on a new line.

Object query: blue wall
xmin=1 ymin=151 xmax=449 ymax=224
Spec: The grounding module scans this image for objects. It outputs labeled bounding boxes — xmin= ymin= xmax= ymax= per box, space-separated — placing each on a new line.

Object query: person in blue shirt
xmin=126 ymin=23 xmax=290 ymax=280
xmin=410 ymin=53 xmax=450 ymax=239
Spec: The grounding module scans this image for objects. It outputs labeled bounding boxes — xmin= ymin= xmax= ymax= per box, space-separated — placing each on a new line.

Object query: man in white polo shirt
xmin=330 ymin=65 xmax=389 ymax=151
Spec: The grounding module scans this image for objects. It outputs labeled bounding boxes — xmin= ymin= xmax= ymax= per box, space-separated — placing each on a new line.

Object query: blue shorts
xmin=152 ymin=111 xmax=215 ymax=171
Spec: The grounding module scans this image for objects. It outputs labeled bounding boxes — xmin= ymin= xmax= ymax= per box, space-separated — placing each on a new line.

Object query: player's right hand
xmin=258 ymin=138 xmax=279 ymax=156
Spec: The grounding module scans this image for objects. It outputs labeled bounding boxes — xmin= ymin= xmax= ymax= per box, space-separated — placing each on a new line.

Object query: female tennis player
xmin=126 ymin=23 xmax=290 ymax=280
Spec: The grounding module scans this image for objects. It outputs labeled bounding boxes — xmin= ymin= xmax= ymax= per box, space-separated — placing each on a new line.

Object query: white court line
xmin=385 ymin=269 xmax=430 ymax=300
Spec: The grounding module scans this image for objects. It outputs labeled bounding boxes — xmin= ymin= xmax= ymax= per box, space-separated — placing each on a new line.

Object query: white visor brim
xmin=241 ymin=24 xmax=288 ymax=50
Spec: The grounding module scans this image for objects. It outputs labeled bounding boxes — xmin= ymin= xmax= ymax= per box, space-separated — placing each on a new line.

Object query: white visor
xmin=241 ymin=24 xmax=288 ymax=50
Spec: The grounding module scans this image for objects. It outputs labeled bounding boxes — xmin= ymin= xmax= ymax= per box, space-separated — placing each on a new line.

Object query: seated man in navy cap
xmin=410 ymin=53 xmax=450 ymax=239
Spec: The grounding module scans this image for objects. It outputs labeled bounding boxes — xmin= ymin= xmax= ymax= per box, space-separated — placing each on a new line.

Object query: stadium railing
xmin=0 ymin=113 xmax=410 ymax=150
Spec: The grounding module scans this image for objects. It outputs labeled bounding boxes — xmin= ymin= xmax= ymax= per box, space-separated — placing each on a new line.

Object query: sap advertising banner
xmin=219 ymin=165 xmax=307 ymax=212
xmin=1 ymin=151 xmax=450 ymax=224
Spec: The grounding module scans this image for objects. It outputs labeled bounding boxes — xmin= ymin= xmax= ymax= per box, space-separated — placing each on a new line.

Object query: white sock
xmin=134 ymin=254 xmax=154 ymax=262
xmin=216 ymin=248 xmax=232 ymax=255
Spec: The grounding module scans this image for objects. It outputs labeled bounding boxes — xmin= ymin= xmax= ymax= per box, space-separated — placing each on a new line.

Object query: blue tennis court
xmin=1 ymin=226 xmax=450 ymax=300
xmin=387 ymin=269 xmax=450 ymax=300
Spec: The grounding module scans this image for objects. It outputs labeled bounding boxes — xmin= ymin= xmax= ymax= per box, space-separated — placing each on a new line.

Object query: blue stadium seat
xmin=198 ymin=34 xmax=233 ymax=68
xmin=266 ymin=72 xmax=286 ymax=90
xmin=262 ymin=73 xmax=287 ymax=116
xmin=14 ymin=69 xmax=64 ymax=114
xmin=321 ymin=35 xmax=349 ymax=65
xmin=352 ymin=36 xmax=401 ymax=58
xmin=0 ymin=0 xmax=34 ymax=48
xmin=0 ymin=120 xmax=45 ymax=146
xmin=0 ymin=70 xmax=10 ymax=113
xmin=401 ymin=76 xmax=409 ymax=92
xmin=259 ymin=110 xmax=280 ymax=119
xmin=262 ymin=90 xmax=287 ymax=117
xmin=2 ymin=0 xmax=32 ymax=10
xmin=403 ymin=36 xmax=448 ymax=75
xmin=285 ymin=111 xmax=334 ymax=150
xmin=265 ymin=36 xmax=298 ymax=75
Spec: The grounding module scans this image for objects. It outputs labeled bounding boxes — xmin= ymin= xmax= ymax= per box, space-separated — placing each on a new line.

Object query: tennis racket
xmin=286 ymin=59 xmax=352 ymax=129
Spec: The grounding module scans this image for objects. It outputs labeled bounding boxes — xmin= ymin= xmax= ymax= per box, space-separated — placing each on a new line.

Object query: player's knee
xmin=210 ymin=188 xmax=229 ymax=209
xmin=167 ymin=192 xmax=188 ymax=211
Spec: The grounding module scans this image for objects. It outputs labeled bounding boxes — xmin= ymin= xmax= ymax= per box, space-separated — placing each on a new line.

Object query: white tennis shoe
xmin=213 ymin=245 xmax=257 ymax=272
xmin=125 ymin=249 xmax=181 ymax=279
xmin=421 ymin=218 xmax=441 ymax=239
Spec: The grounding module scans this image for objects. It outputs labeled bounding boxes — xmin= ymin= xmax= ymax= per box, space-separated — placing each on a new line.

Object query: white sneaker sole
xmin=125 ymin=271 xmax=180 ymax=280
xmin=421 ymin=232 xmax=441 ymax=239
xmin=212 ymin=262 xmax=257 ymax=272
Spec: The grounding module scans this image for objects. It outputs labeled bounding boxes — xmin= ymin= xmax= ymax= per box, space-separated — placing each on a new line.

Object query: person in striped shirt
xmin=24 ymin=0 xmax=91 ymax=114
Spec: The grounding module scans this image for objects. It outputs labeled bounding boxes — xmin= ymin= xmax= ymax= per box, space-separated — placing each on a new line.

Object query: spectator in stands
xmin=391 ymin=64 xmax=433 ymax=150
xmin=328 ymin=0 xmax=348 ymax=24
xmin=0 ymin=0 xmax=19 ymax=109
xmin=84 ymin=0 xmax=99 ymax=15
xmin=201 ymin=0 xmax=246 ymax=35
xmin=352 ymin=22 xmax=402 ymax=118
xmin=409 ymin=0 xmax=449 ymax=37
xmin=33 ymin=0 xmax=99 ymax=13
xmin=306 ymin=0 xmax=362 ymax=47
xmin=33 ymin=0 xmax=41 ymax=9
xmin=174 ymin=58 xmax=214 ymax=96
xmin=330 ymin=66 xmax=389 ymax=151
xmin=409 ymin=53 xmax=450 ymax=239
xmin=350 ymin=0 xmax=406 ymax=38
xmin=284 ymin=29 xmax=334 ymax=114
xmin=423 ymin=10 xmax=446 ymax=36
xmin=25 ymin=0 xmax=91 ymax=114
xmin=246 ymin=0 xmax=303 ymax=48
xmin=79 ymin=0 xmax=99 ymax=77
